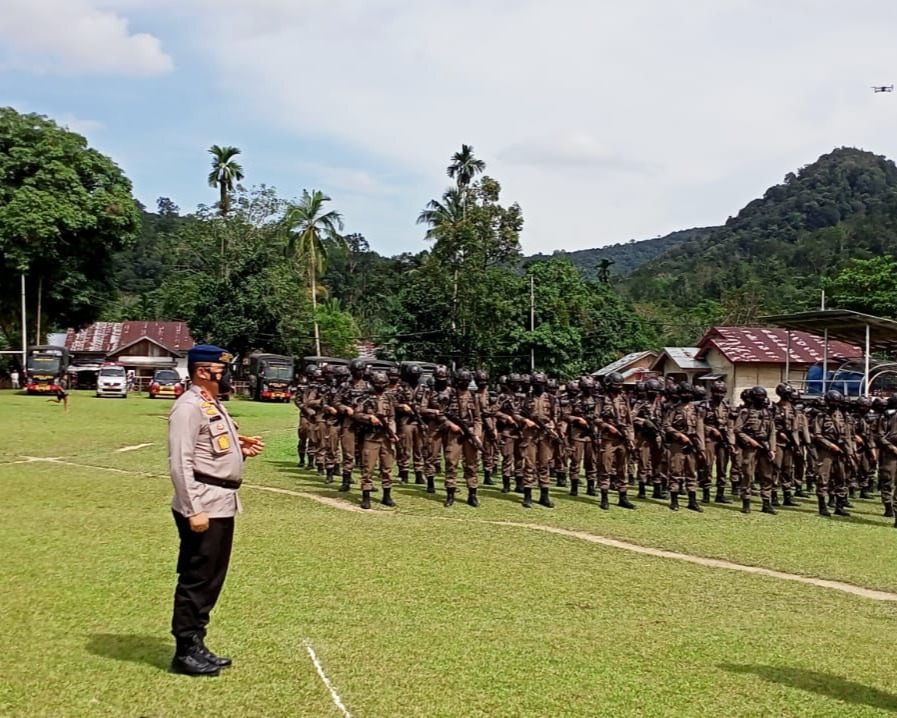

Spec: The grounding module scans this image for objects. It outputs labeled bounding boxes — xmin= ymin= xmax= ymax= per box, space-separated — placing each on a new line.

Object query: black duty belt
xmin=194 ymin=473 xmax=242 ymax=490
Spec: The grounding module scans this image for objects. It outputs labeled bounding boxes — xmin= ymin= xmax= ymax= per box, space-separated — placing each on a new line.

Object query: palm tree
xmin=447 ymin=144 xmax=485 ymax=189
xmin=281 ymin=190 xmax=344 ymax=356
xmin=207 ymin=145 xmax=244 ymax=217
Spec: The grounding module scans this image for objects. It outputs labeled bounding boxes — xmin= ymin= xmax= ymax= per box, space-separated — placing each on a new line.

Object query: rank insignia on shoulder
xmin=206 ymin=409 xmax=218 ymax=416
xmin=217 ymin=435 xmax=230 ymax=451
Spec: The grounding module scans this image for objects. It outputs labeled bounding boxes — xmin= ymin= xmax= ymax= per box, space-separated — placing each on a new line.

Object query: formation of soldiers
xmin=294 ymin=360 xmax=897 ymax=521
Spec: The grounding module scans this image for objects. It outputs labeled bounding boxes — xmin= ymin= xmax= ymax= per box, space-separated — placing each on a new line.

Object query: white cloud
xmin=56 ymin=113 xmax=106 ymax=136
xmin=299 ymin=163 xmax=399 ymax=197
xmin=0 ymin=0 xmax=173 ymax=76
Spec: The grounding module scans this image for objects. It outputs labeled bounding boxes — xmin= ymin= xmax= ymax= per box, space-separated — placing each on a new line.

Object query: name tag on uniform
xmin=217 ymin=435 xmax=231 ymax=451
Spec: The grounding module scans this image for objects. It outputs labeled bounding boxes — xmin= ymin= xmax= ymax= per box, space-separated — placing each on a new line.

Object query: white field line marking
xmin=116 ymin=443 xmax=154 ymax=453
xmin=9 ymin=456 xmax=897 ymax=602
xmin=304 ymin=640 xmax=352 ymax=718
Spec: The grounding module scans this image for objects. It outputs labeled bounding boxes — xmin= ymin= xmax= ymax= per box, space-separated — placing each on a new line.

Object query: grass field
xmin=3 ymin=391 xmax=897 ymax=717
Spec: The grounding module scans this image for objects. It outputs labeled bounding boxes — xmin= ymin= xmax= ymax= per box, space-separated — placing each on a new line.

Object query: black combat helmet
xmin=531 ymin=372 xmax=547 ymax=385
xmin=566 ymin=379 xmax=580 ymax=395
xmin=498 ymin=374 xmax=509 ymax=389
xmin=605 ymin=372 xmax=625 ymax=392
xmin=678 ymin=382 xmax=695 ymax=400
xmin=579 ymin=376 xmax=595 ymax=394
xmin=305 ymin=364 xmax=318 ymax=376
xmin=775 ymin=383 xmax=791 ymax=399
xmin=434 ymin=365 xmax=449 ymax=386
xmin=474 ymin=369 xmax=489 ymax=387
xmin=645 ymin=378 xmax=663 ymax=396
xmin=349 ymin=358 xmax=367 ymax=378
xmin=710 ymin=380 xmax=727 ymax=397
xmin=825 ymin=389 xmax=843 ymax=406
xmin=751 ymin=386 xmax=768 ymax=404
xmin=547 ymin=377 xmax=559 ymax=393
xmin=453 ymin=368 xmax=472 ymax=388
xmin=312 ymin=368 xmax=324 ymax=381
xmin=387 ymin=365 xmax=401 ymax=380
xmin=508 ymin=372 xmax=521 ymax=387
xmin=693 ymin=385 xmax=707 ymax=401
xmin=370 ymin=370 xmax=389 ymax=390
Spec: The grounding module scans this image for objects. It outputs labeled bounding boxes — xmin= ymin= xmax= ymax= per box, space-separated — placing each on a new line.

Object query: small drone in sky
xmin=872 ymin=85 xmax=894 ymax=93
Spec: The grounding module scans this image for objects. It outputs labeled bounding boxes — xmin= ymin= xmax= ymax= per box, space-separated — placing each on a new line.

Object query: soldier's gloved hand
xmin=189 ymin=512 xmax=210 ymax=533
xmin=448 ymin=422 xmax=462 ymax=434
xmin=371 ymin=416 xmax=382 ymax=427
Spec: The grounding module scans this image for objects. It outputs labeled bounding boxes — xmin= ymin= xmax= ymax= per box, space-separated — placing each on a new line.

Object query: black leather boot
xmin=771 ymin=491 xmax=780 ymax=507
xmin=783 ymin=490 xmax=799 ymax=507
xmin=360 ymin=490 xmax=372 ymax=510
xmin=741 ymin=498 xmax=751 ymax=514
xmin=522 ymin=487 xmax=533 ymax=508
xmin=415 ymin=471 xmax=425 ymax=485
xmin=885 ymin=504 xmax=894 ymax=518
xmin=501 ymin=476 xmax=511 ymax=493
xmin=701 ymin=487 xmax=711 ymax=504
xmin=317 ymin=464 xmax=325 ymax=475
xmin=828 ymin=495 xmax=836 ymax=508
xmin=844 ymin=496 xmax=854 ymax=509
xmin=381 ymin=487 xmax=396 ymax=507
xmin=586 ymin=480 xmax=597 ymax=497
xmin=483 ymin=470 xmax=495 ymax=486
xmin=860 ymin=487 xmax=873 ymax=500
xmin=297 ymin=452 xmax=305 ymax=468
xmin=399 ymin=470 xmax=409 ymax=484
xmin=467 ymin=488 xmax=479 ymax=507
xmin=818 ymin=495 xmax=831 ymax=517
xmin=170 ymin=635 xmax=220 ymax=677
xmin=795 ymin=486 xmax=807 ymax=498
xmin=715 ymin=487 xmax=732 ymax=504
xmin=556 ymin=472 xmax=568 ymax=489
xmin=651 ymin=484 xmax=662 ymax=499
xmin=514 ymin=477 xmax=524 ymax=494
xmin=669 ymin=491 xmax=680 ymax=511
xmin=444 ymin=487 xmax=456 ymax=507
xmin=618 ymin=491 xmax=635 ymax=509
xmin=687 ymin=492 xmax=703 ymax=512
xmin=849 ymin=486 xmax=856 ymax=499
xmin=834 ymin=496 xmax=850 ymax=517
xmin=325 ymin=468 xmax=334 ymax=484
xmin=570 ymin=478 xmax=580 ymax=497
xmin=426 ymin=476 xmax=436 ymax=494
xmin=538 ymin=487 xmax=555 ymax=508
xmin=761 ymin=498 xmax=777 ymax=515
xmin=197 ymin=635 xmax=232 ymax=668
xmin=599 ymin=490 xmax=609 ymax=510
xmin=637 ymin=482 xmax=647 ymax=499
xmin=339 ymin=473 xmax=351 ymax=492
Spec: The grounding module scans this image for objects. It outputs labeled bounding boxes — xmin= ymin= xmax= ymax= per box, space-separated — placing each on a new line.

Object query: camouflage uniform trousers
xmin=361 ymin=435 xmax=395 ymax=491
xmin=667 ymin=444 xmax=698 ymax=494
xmin=521 ymin=427 xmax=552 ymax=489
xmin=307 ymin=418 xmax=322 ymax=467
xmin=637 ymin=436 xmax=665 ymax=488
xmin=480 ymin=431 xmax=497 ymax=475
xmin=774 ymin=445 xmax=795 ymax=492
xmin=340 ymin=423 xmax=359 ymax=475
xmin=498 ymin=432 xmax=518 ymax=479
xmin=700 ymin=438 xmax=730 ymax=491
xmin=297 ymin=416 xmax=309 ymax=459
xmin=320 ymin=421 xmax=340 ymax=471
xmin=397 ymin=421 xmax=425 ymax=474
xmin=815 ymin=447 xmax=848 ymax=499
xmin=599 ymin=436 xmax=629 ymax=492
xmin=443 ymin=432 xmax=479 ymax=490
xmin=740 ymin=446 xmax=775 ymax=501
xmin=878 ymin=452 xmax=896 ymax=508
xmin=568 ymin=438 xmax=598 ymax=482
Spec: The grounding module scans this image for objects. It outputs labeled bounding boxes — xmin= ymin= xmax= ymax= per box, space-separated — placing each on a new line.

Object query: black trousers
xmin=171 ymin=510 xmax=234 ymax=641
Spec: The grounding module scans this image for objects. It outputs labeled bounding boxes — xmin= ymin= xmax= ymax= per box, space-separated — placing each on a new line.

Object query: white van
xmin=96 ymin=363 xmax=128 ymax=399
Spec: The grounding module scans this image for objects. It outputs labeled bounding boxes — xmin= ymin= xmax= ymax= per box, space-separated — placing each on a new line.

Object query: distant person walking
xmin=46 ymin=384 xmax=69 ymax=412
xmin=168 ymin=345 xmax=264 ymax=677
xmin=10 ymin=369 xmax=20 ymax=390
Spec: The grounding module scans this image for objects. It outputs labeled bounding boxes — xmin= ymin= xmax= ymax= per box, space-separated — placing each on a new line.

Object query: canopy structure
xmin=760 ymin=309 xmax=897 ymax=396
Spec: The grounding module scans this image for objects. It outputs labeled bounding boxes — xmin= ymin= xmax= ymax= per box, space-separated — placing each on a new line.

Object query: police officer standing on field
xmin=168 ymin=345 xmax=264 ymax=677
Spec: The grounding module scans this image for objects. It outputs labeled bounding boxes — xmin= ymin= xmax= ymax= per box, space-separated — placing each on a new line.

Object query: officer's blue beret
xmin=187 ymin=344 xmax=233 ymax=364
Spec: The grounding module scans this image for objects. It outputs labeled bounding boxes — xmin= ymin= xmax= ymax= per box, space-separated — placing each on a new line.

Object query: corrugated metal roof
xmin=593 ymin=351 xmax=657 ymax=377
xmin=66 ymin=322 xmax=122 ymax=353
xmin=65 ymin=321 xmax=194 ymax=354
xmin=761 ymin=310 xmax=897 ymax=351
xmin=698 ymin=327 xmax=862 ymax=364
xmin=651 ymin=347 xmax=711 ymax=371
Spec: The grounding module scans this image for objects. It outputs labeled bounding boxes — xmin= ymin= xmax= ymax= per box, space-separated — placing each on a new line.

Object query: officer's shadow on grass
xmin=87 ymin=633 xmax=171 ymax=671
xmin=721 ymin=664 xmax=897 ymax=713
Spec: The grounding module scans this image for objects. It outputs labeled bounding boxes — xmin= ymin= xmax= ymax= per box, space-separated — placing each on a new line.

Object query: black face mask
xmin=532 ymin=384 xmax=544 ymax=396
xmin=209 ymin=369 xmax=232 ymax=394
xmin=435 ymin=379 xmax=448 ymax=390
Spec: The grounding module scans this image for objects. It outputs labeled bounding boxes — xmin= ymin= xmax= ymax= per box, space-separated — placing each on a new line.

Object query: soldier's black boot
xmin=325 ymin=468 xmax=334 ymax=484
xmin=637 ymin=482 xmax=647 ymax=499
xmin=783 ymin=490 xmax=799 ymax=507
xmin=884 ymin=503 xmax=894 ymax=518
xmin=669 ymin=492 xmax=680 ymax=511
xmin=828 ymin=495 xmax=836 ymax=508
xmin=741 ymin=498 xmax=751 ymax=514
xmin=761 ymin=498 xmax=777 ymax=515
xmin=849 ymin=486 xmax=856 ymax=499
xmin=197 ymin=635 xmax=232 ymax=668
xmin=771 ymin=491 xmax=780 ymax=507
xmin=467 ymin=488 xmax=479 ymax=507
xmin=415 ymin=471 xmax=425 ymax=485
xmin=701 ymin=487 xmax=711 ymax=504
xmin=817 ymin=495 xmax=832 ymax=517
xmin=522 ymin=487 xmax=533 ymax=508
xmin=360 ymin=490 xmax=372 ymax=510
xmin=844 ymin=496 xmax=854 ymax=509
xmin=298 ymin=452 xmax=305 ymax=468
xmin=444 ymin=487 xmax=456 ymax=508
xmin=317 ymin=464 xmax=325 ymax=475
xmin=586 ymin=480 xmax=597 ymax=497
xmin=170 ymin=635 xmax=220 ymax=677
xmin=399 ymin=470 xmax=409 ymax=484
xmin=618 ymin=491 xmax=635 ymax=509
xmin=687 ymin=492 xmax=703 ymax=513
xmin=570 ymin=478 xmax=580 ymax=497
xmin=557 ymin=472 xmax=568 ymax=489
xmin=834 ymin=496 xmax=850 ymax=517
xmin=338 ymin=473 xmax=351 ymax=492
xmin=426 ymin=476 xmax=436 ymax=494
xmin=501 ymin=476 xmax=511 ymax=493
xmin=514 ymin=476 xmax=524 ymax=494
xmin=599 ymin=490 xmax=610 ymax=510
xmin=538 ymin=487 xmax=555 ymax=508
xmin=651 ymin=483 xmax=662 ymax=499
xmin=893 ymin=511 xmax=897 ymax=528
xmin=795 ymin=485 xmax=807 ymax=498
xmin=381 ymin=487 xmax=396 ymax=507
xmin=860 ymin=486 xmax=873 ymax=500
xmin=483 ymin=470 xmax=495 ymax=486
xmin=715 ymin=487 xmax=732 ymax=504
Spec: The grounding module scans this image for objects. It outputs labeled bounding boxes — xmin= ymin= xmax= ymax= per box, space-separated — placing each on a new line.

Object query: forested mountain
xmin=526 ymin=227 xmax=716 ymax=279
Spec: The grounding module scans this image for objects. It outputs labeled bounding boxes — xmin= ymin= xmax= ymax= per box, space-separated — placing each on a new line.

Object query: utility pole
xmin=529 ymin=275 xmax=535 ymax=372
xmin=20 ymin=273 xmax=27 ymax=371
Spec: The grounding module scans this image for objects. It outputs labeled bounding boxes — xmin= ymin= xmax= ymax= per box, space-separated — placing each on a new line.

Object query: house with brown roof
xmin=695 ymin=326 xmax=861 ymax=401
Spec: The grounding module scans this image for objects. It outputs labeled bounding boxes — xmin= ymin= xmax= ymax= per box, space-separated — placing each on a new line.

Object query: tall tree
xmin=447 ymin=144 xmax=486 ymax=190
xmin=281 ymin=189 xmax=344 ymax=355
xmin=207 ymin=145 xmax=244 ymax=217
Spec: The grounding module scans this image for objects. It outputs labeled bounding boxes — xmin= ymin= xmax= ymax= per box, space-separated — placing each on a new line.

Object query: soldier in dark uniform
xmin=663 ymin=383 xmax=705 ymax=512
xmin=878 ymin=395 xmax=897 ymax=521
xmin=494 ymin=374 xmax=523 ymax=493
xmin=633 ymin=378 xmax=667 ymax=500
xmin=813 ymin=389 xmax=853 ymax=517
xmin=772 ymin=383 xmax=801 ymax=507
xmin=735 ymin=386 xmax=777 ymax=515
xmin=295 ymin=364 xmax=316 ymax=467
xmin=168 ymin=345 xmax=264 ymax=677
xmin=355 ymin=371 xmax=398 ymax=509
xmin=514 ymin=372 xmax=557 ymax=508
xmin=384 ymin=366 xmax=406 ymax=482
xmin=421 ymin=365 xmax=451 ymax=494
xmin=699 ymin=380 xmax=734 ymax=504
xmin=395 ymin=363 xmax=426 ymax=485
xmin=475 ymin=370 xmax=497 ymax=486
xmin=547 ymin=377 xmax=568 ymax=487
xmin=440 ymin=369 xmax=483 ymax=507
xmin=565 ymin=377 xmax=599 ymax=498
xmin=597 ymin=372 xmax=636 ymax=510
xmin=336 ymin=359 xmax=370 ymax=492
xmin=319 ymin=365 xmax=343 ymax=483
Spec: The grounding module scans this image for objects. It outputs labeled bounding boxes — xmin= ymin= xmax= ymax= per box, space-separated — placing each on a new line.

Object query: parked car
xmin=148 ymin=369 xmax=185 ymax=399
xmin=96 ymin=363 xmax=128 ymax=399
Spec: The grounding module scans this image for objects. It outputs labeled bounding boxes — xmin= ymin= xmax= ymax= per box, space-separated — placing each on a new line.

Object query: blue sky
xmin=3 ymin=0 xmax=897 ymax=257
